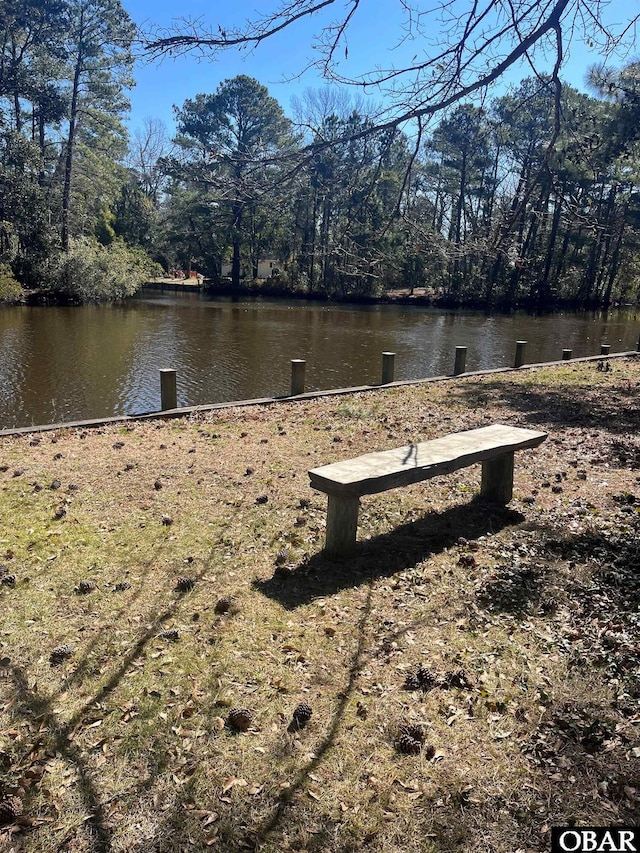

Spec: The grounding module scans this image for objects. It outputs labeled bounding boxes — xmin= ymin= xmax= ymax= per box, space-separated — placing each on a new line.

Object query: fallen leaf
xmin=222 ymin=777 xmax=247 ymax=793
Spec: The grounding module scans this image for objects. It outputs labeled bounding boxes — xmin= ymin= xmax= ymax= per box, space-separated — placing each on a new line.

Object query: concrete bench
xmin=309 ymin=423 xmax=547 ymax=557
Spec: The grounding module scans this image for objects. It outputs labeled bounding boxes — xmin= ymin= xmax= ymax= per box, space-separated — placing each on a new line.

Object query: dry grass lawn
xmin=0 ymin=357 xmax=639 ymax=852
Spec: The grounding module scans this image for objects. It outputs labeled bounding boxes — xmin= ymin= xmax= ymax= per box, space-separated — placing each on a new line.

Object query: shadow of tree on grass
xmin=455 ymin=372 xmax=640 ymax=435
xmin=1 ymin=548 xmax=217 ymax=852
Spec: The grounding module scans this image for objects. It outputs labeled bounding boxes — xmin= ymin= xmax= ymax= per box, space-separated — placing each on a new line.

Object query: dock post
xmin=381 ymin=352 xmax=395 ymax=384
xmin=290 ymin=359 xmax=306 ymax=396
xmin=600 ymin=343 xmax=611 ymax=355
xmin=562 ymin=349 xmax=572 ymax=360
xmin=514 ymin=341 xmax=527 ymax=369
xmin=454 ymin=346 xmax=467 ymax=376
xmin=160 ymin=369 xmax=177 ymax=410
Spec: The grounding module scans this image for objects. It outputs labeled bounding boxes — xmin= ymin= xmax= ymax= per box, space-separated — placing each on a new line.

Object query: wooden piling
xmin=454 ymin=346 xmax=467 ymax=376
xmin=562 ymin=349 xmax=572 ymax=360
xmin=290 ymin=359 xmax=306 ymax=396
xmin=600 ymin=344 xmax=611 ymax=355
xmin=160 ymin=369 xmax=177 ymax=411
xmin=514 ymin=341 xmax=527 ymax=368
xmin=381 ymin=352 xmax=395 ymax=384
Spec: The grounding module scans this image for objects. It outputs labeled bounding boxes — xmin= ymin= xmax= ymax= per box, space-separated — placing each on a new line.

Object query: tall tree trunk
xmin=551 ymin=224 xmax=570 ymax=286
xmin=61 ymin=33 xmax=83 ymax=252
xmin=231 ymin=199 xmax=242 ymax=292
xmin=309 ymin=187 xmax=318 ymax=291
xmin=11 ymin=39 xmax=21 ymax=133
xmin=594 ymin=189 xmax=622 ymax=304
xmin=602 ymin=215 xmax=626 ymax=306
xmin=37 ymin=106 xmax=46 ymax=185
xmin=537 ymin=190 xmax=563 ymax=308
xmin=578 ymin=183 xmax=611 ymax=305
xmin=321 ymin=195 xmax=331 ymax=293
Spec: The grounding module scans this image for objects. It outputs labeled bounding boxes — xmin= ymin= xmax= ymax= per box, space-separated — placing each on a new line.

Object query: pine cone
xmin=0 ymin=574 xmax=16 ymax=587
xmin=175 ymin=576 xmax=195 ymax=592
xmin=292 ymin=702 xmax=313 ymax=727
xmin=416 ymin=666 xmax=437 ymax=691
xmin=274 ymin=549 xmax=288 ymax=566
xmin=159 ymin=629 xmax=180 ymax=641
xmin=443 ymin=668 xmax=473 ymax=689
xmin=113 ymin=581 xmax=131 ymax=592
xmin=227 ymin=707 xmax=253 ymax=732
xmin=75 ymin=579 xmax=96 ymax=594
xmin=0 ymin=794 xmax=22 ymax=824
xmin=539 ymin=596 xmax=557 ymax=614
xmin=214 ymin=595 xmax=234 ymax=614
xmin=395 ymin=734 xmax=421 ymax=755
xmin=403 ymin=671 xmax=421 ymax=691
xmin=50 ymin=644 xmax=74 ymax=666
xmin=398 ymin=723 xmax=425 ymax=744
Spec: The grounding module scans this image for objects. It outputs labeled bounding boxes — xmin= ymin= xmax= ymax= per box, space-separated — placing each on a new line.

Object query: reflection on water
xmin=0 ymin=292 xmax=638 ymax=429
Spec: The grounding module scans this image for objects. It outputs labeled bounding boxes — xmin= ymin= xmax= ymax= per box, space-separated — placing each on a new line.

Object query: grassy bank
xmin=0 ymin=359 xmax=639 ymax=852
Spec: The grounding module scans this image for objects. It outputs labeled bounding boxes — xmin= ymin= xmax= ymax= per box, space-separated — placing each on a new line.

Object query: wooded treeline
xmin=162 ymin=71 xmax=640 ymax=310
xmin=1 ymin=0 xmax=639 ymax=308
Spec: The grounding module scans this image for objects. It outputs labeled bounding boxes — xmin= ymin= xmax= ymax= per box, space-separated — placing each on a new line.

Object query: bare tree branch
xmin=143 ymin=0 xmax=339 ymax=58
xmin=142 ymin=0 xmax=639 ymax=168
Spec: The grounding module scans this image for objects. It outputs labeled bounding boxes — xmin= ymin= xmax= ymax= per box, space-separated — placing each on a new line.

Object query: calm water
xmin=1 ymin=292 xmax=638 ymax=429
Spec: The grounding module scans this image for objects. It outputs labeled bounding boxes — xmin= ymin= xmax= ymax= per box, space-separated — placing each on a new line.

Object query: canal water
xmin=0 ymin=292 xmax=638 ymax=429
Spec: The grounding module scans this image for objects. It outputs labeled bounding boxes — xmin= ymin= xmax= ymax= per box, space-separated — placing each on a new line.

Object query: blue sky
xmin=124 ymin=0 xmax=639 ymax=135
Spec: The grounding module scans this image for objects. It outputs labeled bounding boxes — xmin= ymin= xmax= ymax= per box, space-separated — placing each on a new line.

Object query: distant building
xmin=220 ymin=258 xmax=279 ymax=279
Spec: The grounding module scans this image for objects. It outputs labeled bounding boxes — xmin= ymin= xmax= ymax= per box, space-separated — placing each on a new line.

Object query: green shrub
xmin=46 ymin=238 xmax=163 ymax=303
xmin=0 ymin=262 xmax=22 ymax=302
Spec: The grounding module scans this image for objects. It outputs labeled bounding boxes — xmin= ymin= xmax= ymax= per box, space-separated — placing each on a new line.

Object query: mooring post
xmin=290 ymin=359 xmax=306 ymax=396
xmin=562 ymin=349 xmax=572 ymax=360
xmin=600 ymin=343 xmax=611 ymax=355
xmin=381 ymin=352 xmax=396 ymax=384
xmin=453 ymin=346 xmax=467 ymax=376
xmin=514 ymin=341 xmax=527 ymax=368
xmin=160 ymin=369 xmax=177 ymax=411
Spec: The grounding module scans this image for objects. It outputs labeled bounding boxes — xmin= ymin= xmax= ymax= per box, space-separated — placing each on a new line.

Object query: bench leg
xmin=481 ymin=452 xmax=514 ymax=504
xmin=324 ymin=494 xmax=360 ymax=558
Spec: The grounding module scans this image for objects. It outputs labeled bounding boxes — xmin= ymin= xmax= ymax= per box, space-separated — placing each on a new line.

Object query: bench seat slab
xmin=309 ymin=424 xmax=547 ymax=498
xmin=311 ymin=424 xmax=547 ymax=558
